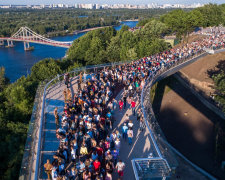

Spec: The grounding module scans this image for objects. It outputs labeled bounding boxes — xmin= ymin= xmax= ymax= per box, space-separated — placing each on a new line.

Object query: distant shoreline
xmin=123 ymin=19 xmax=139 ymax=22
xmin=72 ymin=19 xmax=139 ymax=34
xmin=73 ymin=26 xmax=112 ymax=34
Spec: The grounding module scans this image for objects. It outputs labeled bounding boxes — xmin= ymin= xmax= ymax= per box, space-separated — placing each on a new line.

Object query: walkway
xmin=39 ymin=76 xmax=78 ymax=179
xmin=38 ymin=73 xmax=154 ymax=179
xmin=38 ymin=73 xmax=212 ymax=179
xmin=110 ymin=90 xmax=155 ymax=179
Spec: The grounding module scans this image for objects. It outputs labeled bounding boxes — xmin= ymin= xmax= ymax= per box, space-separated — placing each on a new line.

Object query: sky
xmin=0 ymin=0 xmax=224 ymax=5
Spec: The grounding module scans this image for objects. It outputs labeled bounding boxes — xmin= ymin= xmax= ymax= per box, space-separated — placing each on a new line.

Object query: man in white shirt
xmin=127 ymin=128 xmax=133 ymax=145
xmin=116 ymin=160 xmax=125 ymax=178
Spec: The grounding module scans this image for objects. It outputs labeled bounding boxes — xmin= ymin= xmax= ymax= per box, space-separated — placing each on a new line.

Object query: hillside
xmin=180 ymin=51 xmax=225 ymax=95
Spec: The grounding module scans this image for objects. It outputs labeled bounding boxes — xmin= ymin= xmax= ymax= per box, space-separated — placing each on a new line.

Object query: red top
xmin=93 ymin=161 xmax=101 ymax=171
xmin=100 ymin=117 xmax=105 ymax=124
xmin=131 ymin=101 xmax=136 ymax=108
xmin=119 ymin=101 xmax=123 ymax=107
xmin=96 ymin=147 xmax=103 ymax=156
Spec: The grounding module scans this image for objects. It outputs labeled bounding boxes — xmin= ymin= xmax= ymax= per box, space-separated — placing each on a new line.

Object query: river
xmin=0 ymin=21 xmax=138 ymax=82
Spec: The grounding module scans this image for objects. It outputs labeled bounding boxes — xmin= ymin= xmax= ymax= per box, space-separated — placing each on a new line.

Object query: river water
xmin=0 ymin=21 xmax=138 ymax=82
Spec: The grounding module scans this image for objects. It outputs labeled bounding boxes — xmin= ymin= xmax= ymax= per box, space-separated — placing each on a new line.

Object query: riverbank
xmin=47 ymin=25 xmax=116 ymax=37
xmin=123 ymin=19 xmax=139 ymax=21
xmin=72 ymin=26 xmax=112 ymax=34
xmin=72 ymin=19 xmax=139 ymax=34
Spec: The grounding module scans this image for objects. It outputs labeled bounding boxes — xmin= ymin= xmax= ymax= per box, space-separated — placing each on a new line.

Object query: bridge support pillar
xmin=0 ymin=40 xmax=4 ymax=45
xmin=24 ymin=42 xmax=30 ymax=51
xmin=7 ymin=40 xmax=14 ymax=47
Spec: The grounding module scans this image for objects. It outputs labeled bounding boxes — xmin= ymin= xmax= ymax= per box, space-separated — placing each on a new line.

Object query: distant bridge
xmin=0 ymin=27 xmax=73 ymax=50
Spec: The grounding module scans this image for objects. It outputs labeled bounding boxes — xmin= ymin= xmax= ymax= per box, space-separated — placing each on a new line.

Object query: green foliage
xmin=160 ymin=4 xmax=225 ymax=40
xmin=106 ymin=36 xmax=121 ymax=62
xmin=1 ymin=5 xmax=225 ymax=179
xmin=67 ymin=62 xmax=82 ymax=72
xmin=0 ymin=121 xmax=28 ymax=180
xmin=212 ymin=71 xmax=225 ymax=112
xmin=140 ymin=19 xmax=168 ymax=39
xmin=67 ymin=20 xmax=169 ymax=64
xmin=137 ymin=18 xmax=151 ymax=26
xmin=0 ymin=8 xmax=175 ymax=37
xmin=68 ymin=27 xmax=116 ymax=65
xmin=0 ymin=67 xmax=9 ymax=92
xmin=4 ymin=78 xmax=34 ymax=116
xmin=161 ymin=9 xmax=187 ymax=39
xmin=196 ymin=4 xmax=223 ymax=27
xmin=0 ymin=75 xmax=36 ymax=179
xmin=30 ymin=58 xmax=62 ymax=81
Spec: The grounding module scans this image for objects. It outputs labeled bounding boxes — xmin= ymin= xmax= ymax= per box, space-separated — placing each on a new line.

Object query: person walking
xmin=63 ymin=88 xmax=67 ymax=103
xmin=67 ymin=88 xmax=72 ymax=102
xmin=139 ymin=116 xmax=145 ymax=132
xmin=122 ymin=123 xmax=128 ymax=141
xmin=54 ymin=107 xmax=59 ymax=129
xmin=112 ymin=98 xmax=117 ymax=111
xmin=137 ymin=109 xmax=141 ymax=122
xmin=123 ymin=92 xmax=127 ymax=109
xmin=44 ymin=159 xmax=53 ymax=180
xmin=115 ymin=160 xmax=125 ymax=179
xmin=128 ymin=120 xmax=134 ymax=130
xmin=127 ymin=128 xmax=133 ymax=145
xmin=119 ymin=99 xmax=123 ymax=112
xmin=64 ymin=73 xmax=70 ymax=88
xmin=131 ymin=99 xmax=136 ymax=116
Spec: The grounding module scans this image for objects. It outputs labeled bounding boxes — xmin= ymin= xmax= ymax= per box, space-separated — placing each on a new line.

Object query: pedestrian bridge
xmin=0 ymin=26 xmax=72 ymax=50
xmin=19 ymin=44 xmax=224 ymax=179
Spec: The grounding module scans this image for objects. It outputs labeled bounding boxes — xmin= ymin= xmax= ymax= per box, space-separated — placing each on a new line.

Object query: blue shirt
xmin=122 ymin=125 xmax=128 ymax=133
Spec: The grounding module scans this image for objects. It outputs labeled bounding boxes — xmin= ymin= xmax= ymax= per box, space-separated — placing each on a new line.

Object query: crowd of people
xmin=44 ymin=29 xmax=225 ymax=180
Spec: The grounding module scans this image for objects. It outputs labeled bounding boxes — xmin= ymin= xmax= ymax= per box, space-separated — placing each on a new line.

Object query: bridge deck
xmin=39 ymin=73 xmax=211 ymax=179
xmin=0 ymin=37 xmax=71 ymax=48
xmin=39 ymin=74 xmax=157 ymax=179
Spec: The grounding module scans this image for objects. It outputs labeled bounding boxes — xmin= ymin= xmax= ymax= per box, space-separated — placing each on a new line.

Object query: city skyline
xmin=0 ymin=0 xmax=224 ymax=5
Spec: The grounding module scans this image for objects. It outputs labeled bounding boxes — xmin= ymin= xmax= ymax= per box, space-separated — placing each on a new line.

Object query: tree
xmin=137 ymin=18 xmax=151 ymax=26
xmin=161 ymin=9 xmax=186 ymax=40
xmin=0 ymin=67 xmax=9 ymax=92
xmin=106 ymin=36 xmax=121 ymax=62
xmin=183 ymin=11 xmax=204 ymax=42
xmin=137 ymin=39 xmax=153 ymax=58
xmin=85 ymin=36 xmax=106 ymax=65
xmin=140 ymin=19 xmax=168 ymax=40
xmin=30 ymin=58 xmax=62 ymax=81
xmin=196 ymin=4 xmax=223 ymax=27
xmin=126 ymin=48 xmax=138 ymax=60
xmin=212 ymin=72 xmax=225 ymax=112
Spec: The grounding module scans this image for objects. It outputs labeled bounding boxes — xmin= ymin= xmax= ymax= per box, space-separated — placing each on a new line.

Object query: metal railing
xmin=19 ymin=82 xmax=46 ymax=180
xmin=19 ymin=62 xmax=129 ymax=180
xmin=34 ymin=61 xmax=136 ymax=180
xmin=132 ymin=51 xmax=206 ymax=179
xmin=132 ymin=46 xmax=225 ymax=179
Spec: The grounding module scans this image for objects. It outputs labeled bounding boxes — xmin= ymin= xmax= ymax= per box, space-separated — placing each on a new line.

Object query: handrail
xmin=141 ymin=81 xmax=163 ymax=158
xmin=33 ymin=60 xmax=134 ymax=180
xmin=133 ymin=47 xmax=225 ymax=179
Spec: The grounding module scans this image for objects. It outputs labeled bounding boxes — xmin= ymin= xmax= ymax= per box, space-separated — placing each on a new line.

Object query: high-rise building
xmin=96 ymin=4 xmax=101 ymax=9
